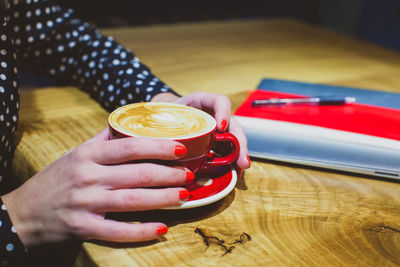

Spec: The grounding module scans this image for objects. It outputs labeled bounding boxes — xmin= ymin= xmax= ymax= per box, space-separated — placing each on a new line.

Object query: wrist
xmin=0 ymin=195 xmax=28 ymax=264
xmin=2 ymin=190 xmax=31 ymax=248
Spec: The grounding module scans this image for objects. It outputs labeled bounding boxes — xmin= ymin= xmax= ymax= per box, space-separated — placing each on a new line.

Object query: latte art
xmin=109 ymin=102 xmax=216 ymax=138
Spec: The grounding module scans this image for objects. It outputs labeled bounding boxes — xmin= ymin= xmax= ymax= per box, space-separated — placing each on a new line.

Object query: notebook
xmin=234 ymin=79 xmax=400 ymax=180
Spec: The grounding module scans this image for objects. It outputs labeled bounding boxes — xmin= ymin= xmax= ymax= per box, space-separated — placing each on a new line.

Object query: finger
xmin=176 ymin=93 xmax=231 ymax=132
xmin=63 ymin=128 xmax=111 ymax=157
xmin=194 ymin=93 xmax=231 ymax=132
xmin=98 ymin=163 xmax=194 ymax=189
xmin=87 ymin=219 xmax=168 ymax=242
xmin=84 ymin=137 xmax=186 ymax=165
xmin=229 ymin=118 xmax=251 ymax=169
xmin=84 ymin=128 xmax=111 ymax=144
xmin=92 ymin=188 xmax=189 ymax=212
xmin=212 ymin=95 xmax=231 ymax=132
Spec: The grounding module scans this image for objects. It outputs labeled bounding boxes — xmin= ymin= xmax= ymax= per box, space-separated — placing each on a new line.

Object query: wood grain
xmin=12 ymin=19 xmax=400 ymax=266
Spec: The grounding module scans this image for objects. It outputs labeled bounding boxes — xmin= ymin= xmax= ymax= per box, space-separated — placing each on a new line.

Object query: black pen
xmin=252 ymin=96 xmax=356 ymax=107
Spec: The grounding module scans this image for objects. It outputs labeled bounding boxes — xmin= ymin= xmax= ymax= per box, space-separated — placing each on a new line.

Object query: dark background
xmin=59 ymin=0 xmax=400 ymax=51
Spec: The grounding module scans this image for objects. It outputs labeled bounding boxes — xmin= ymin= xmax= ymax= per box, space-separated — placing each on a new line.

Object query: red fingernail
xmin=247 ymin=155 xmax=251 ymax=167
xmin=220 ymin=119 xmax=227 ymax=132
xmin=174 ymin=145 xmax=187 ymax=157
xmin=179 ymin=190 xmax=190 ymax=201
xmin=185 ymin=172 xmax=195 ymax=183
xmin=157 ymin=225 xmax=168 ymax=235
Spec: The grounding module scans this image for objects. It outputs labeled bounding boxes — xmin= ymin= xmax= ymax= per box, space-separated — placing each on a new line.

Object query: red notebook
xmin=235 ymin=90 xmax=400 ymax=141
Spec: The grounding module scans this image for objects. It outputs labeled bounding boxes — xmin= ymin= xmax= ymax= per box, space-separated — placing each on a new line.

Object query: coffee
xmin=109 ymin=102 xmax=216 ymax=139
xmin=108 ymin=102 xmax=239 ymax=173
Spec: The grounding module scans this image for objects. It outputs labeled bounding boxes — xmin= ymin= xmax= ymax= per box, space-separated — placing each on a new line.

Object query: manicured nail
xmin=174 ymin=145 xmax=187 ymax=157
xmin=220 ymin=119 xmax=227 ymax=132
xmin=179 ymin=190 xmax=190 ymax=201
xmin=247 ymin=155 xmax=251 ymax=167
xmin=157 ymin=225 xmax=168 ymax=235
xmin=185 ymin=172 xmax=195 ymax=183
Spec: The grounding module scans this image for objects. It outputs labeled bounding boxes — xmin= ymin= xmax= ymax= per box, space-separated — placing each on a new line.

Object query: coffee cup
xmin=108 ymin=102 xmax=239 ymax=173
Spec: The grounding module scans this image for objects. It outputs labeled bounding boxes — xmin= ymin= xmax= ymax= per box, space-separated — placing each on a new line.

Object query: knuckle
xmin=242 ymin=136 xmax=248 ymax=146
xmin=158 ymin=141 xmax=174 ymax=154
xmin=119 ymin=139 xmax=137 ymax=157
xmin=136 ymin=166 xmax=153 ymax=185
xmin=107 ymin=227 xmax=124 ymax=240
xmin=222 ymin=96 xmax=231 ymax=109
xmin=196 ymin=91 xmax=208 ymax=98
xmin=123 ymin=192 xmax=141 ymax=208
xmin=69 ymin=191 xmax=90 ymax=208
xmin=71 ymin=166 xmax=98 ymax=188
xmin=69 ymin=146 xmax=88 ymax=163
xmin=220 ymin=94 xmax=230 ymax=102
xmin=64 ymin=213 xmax=86 ymax=235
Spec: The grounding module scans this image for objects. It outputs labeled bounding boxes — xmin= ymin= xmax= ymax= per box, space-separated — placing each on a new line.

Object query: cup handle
xmin=206 ymin=132 xmax=240 ymax=167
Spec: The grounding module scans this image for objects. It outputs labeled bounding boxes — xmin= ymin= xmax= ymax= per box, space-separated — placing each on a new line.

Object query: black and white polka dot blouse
xmin=1 ymin=0 xmax=178 ymax=265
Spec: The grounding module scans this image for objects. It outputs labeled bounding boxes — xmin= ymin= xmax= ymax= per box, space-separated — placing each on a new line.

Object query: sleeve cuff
xmin=0 ymin=197 xmax=28 ymax=266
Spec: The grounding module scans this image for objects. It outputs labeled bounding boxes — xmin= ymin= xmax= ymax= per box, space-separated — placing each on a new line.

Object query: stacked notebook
xmin=234 ymin=79 xmax=400 ymax=179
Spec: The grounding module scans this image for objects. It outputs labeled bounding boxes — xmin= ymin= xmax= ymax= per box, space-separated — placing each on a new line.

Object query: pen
xmin=252 ymin=96 xmax=356 ymax=107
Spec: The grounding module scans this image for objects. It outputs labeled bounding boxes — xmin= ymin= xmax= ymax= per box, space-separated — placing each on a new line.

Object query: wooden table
xmin=14 ymin=19 xmax=400 ymax=266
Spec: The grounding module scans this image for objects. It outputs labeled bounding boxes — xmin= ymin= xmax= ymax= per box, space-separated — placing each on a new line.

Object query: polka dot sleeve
xmin=0 ymin=198 xmax=27 ymax=266
xmin=8 ymin=0 xmax=179 ymax=112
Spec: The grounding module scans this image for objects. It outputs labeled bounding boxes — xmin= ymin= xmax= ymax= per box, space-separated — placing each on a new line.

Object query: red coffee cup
xmin=108 ymin=102 xmax=240 ymax=173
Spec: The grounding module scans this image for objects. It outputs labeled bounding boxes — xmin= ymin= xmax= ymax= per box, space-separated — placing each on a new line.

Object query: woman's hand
xmin=2 ymin=129 xmax=193 ymax=248
xmin=152 ymin=92 xmax=251 ymax=171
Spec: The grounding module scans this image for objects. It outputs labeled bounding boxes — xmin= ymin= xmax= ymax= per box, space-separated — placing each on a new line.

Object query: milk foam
xmin=109 ymin=102 xmax=216 ymax=139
